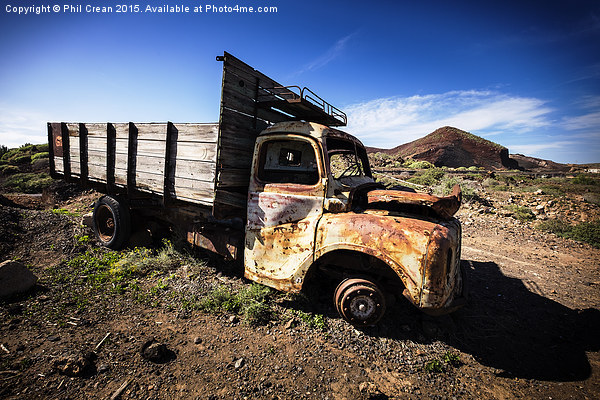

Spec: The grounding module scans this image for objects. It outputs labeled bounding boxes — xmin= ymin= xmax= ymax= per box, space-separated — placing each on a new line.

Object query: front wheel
xmin=334 ymin=278 xmax=386 ymax=326
xmin=92 ymin=195 xmax=131 ymax=250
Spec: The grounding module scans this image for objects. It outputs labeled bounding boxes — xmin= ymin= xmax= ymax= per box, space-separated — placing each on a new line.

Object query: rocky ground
xmin=0 ymin=182 xmax=599 ymax=400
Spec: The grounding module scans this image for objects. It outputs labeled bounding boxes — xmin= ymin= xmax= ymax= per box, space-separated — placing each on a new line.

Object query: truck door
xmin=244 ymin=134 xmax=325 ymax=291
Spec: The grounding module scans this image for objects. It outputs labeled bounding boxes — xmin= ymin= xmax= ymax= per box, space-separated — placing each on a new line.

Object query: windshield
xmin=327 ymin=138 xmax=372 ymax=181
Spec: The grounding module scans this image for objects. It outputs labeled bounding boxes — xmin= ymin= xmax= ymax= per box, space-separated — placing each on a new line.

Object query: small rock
xmin=194 ymin=337 xmax=202 ymax=344
xmin=0 ymin=260 xmax=38 ymax=298
xmin=141 ymin=338 xmax=174 ymax=363
xmin=284 ymin=319 xmax=295 ymax=329
xmin=359 ymin=381 xmax=379 ymax=394
xmin=81 ymin=212 xmax=93 ymax=228
xmin=53 ymin=352 xmax=95 ymax=377
xmin=47 ymin=335 xmax=60 ymax=342
xmin=228 ymin=315 xmax=239 ymax=324
xmin=234 ymin=358 xmax=245 ymax=369
xmin=97 ymin=363 xmax=110 ymax=373
xmin=534 ymin=189 xmax=544 ymax=195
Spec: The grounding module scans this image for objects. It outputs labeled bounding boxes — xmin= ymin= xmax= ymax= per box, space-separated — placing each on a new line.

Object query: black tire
xmin=92 ymin=195 xmax=131 ymax=249
xmin=334 ymin=278 xmax=387 ymax=326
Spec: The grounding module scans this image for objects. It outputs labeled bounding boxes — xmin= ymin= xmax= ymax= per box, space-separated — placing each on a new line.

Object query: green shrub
xmin=199 ymin=283 xmax=273 ymax=325
xmin=31 ymin=152 xmax=49 ymax=162
xmin=2 ymin=172 xmax=54 ymax=193
xmin=536 ymin=219 xmax=599 ymax=248
xmin=436 ymin=176 xmax=475 ymax=201
xmin=10 ymin=155 xmax=31 ymax=165
xmin=572 ymin=174 xmax=598 ymax=186
xmin=37 ymin=143 xmax=49 ymax=152
xmin=0 ymin=165 xmax=19 ymax=175
xmin=403 ymin=159 xmax=435 ymax=169
xmin=408 ymin=168 xmax=445 ymax=186
xmin=505 ymin=205 xmax=535 ymax=221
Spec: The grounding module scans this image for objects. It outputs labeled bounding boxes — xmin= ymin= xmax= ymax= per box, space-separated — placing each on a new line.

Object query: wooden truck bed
xmin=49 ymin=52 xmax=346 ymax=218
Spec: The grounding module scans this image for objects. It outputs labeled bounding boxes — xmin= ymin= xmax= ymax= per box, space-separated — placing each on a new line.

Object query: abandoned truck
xmin=48 ymin=52 xmax=466 ymax=326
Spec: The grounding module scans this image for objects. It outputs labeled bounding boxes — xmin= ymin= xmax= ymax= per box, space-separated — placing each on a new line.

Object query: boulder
xmin=0 ymin=260 xmax=38 ymax=298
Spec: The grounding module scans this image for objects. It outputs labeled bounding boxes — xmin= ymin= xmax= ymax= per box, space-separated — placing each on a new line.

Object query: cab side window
xmin=258 ymin=139 xmax=319 ymax=185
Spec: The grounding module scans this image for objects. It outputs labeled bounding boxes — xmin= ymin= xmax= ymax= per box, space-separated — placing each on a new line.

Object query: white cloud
xmin=296 ymin=33 xmax=356 ymax=75
xmin=0 ymin=105 xmax=50 ymax=147
xmin=345 ymin=90 xmax=554 ymax=148
xmin=507 ymin=141 xmax=577 ymax=155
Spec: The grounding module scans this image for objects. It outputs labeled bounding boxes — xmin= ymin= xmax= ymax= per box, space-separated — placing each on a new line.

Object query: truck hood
xmin=366 ymin=184 xmax=462 ymax=219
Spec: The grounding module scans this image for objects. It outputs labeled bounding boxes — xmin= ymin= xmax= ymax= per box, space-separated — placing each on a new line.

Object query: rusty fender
xmin=315 ymin=211 xmax=462 ymax=310
xmin=419 ymin=218 xmax=463 ymax=312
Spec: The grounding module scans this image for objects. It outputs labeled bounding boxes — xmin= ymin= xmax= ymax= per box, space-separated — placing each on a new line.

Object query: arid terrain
xmin=1 ymin=144 xmax=599 ymax=399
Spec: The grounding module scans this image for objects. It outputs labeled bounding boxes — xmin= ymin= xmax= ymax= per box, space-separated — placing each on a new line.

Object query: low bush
xmin=199 ymin=283 xmax=274 ymax=325
xmin=0 ymin=165 xmax=19 ymax=175
xmin=2 ymin=172 xmax=53 ymax=193
xmin=10 ymin=155 xmax=31 ymax=165
xmin=505 ymin=205 xmax=535 ymax=221
xmin=537 ymin=219 xmax=600 ymax=248
xmin=31 ymin=152 xmax=49 ymax=162
xmin=403 ymin=159 xmax=435 ymax=169
xmin=408 ymin=168 xmax=445 ymax=186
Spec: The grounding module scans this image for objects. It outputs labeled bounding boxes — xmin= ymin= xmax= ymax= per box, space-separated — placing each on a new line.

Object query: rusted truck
xmin=48 ymin=52 xmax=466 ymax=326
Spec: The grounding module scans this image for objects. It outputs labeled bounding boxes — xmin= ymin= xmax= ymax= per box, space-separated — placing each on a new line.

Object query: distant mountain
xmin=509 ymin=154 xmax=570 ymax=172
xmin=367 ymin=126 xmax=520 ymax=170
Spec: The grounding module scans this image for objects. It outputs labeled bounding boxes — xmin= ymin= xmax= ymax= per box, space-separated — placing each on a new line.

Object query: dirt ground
xmin=0 ymin=186 xmax=599 ymax=400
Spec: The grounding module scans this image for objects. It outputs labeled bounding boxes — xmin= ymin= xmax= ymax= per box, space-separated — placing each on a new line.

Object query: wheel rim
xmin=334 ymin=279 xmax=386 ymax=326
xmin=96 ymin=204 xmax=116 ymax=242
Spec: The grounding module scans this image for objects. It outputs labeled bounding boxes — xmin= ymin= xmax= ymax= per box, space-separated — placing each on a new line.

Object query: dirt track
xmin=0 ymin=191 xmax=599 ymax=400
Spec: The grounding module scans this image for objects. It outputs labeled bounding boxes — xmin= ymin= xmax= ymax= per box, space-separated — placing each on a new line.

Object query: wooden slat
xmin=135 ymin=123 xmax=168 ymax=141
xmin=47 ymin=123 xmax=56 ymax=177
xmin=127 ymin=122 xmax=138 ymax=195
xmin=107 ymin=123 xmax=116 ymax=192
xmin=163 ymin=122 xmax=175 ymax=206
xmin=79 ymin=123 xmax=89 ymax=185
xmin=217 ymin=169 xmax=251 ymax=187
xmin=61 ymin=123 xmax=71 ymax=181
xmin=172 ymin=123 xmax=219 ymax=142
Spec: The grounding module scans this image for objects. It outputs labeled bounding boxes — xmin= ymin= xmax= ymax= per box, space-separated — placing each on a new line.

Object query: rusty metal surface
xmin=187 ymin=228 xmax=242 ymax=261
xmin=315 ymin=211 xmax=463 ymax=310
xmin=366 ymin=184 xmax=462 ymax=219
xmin=315 ymin=211 xmax=434 ymax=304
xmin=244 ymin=134 xmax=325 ymax=292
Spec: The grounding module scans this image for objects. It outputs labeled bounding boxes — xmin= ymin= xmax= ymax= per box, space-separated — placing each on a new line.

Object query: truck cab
xmin=245 ymin=121 xmax=466 ymax=326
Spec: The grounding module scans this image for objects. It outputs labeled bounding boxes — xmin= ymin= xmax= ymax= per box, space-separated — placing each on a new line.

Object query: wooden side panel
xmin=67 ymin=123 xmax=81 ymax=176
xmin=114 ymin=123 xmax=129 ymax=185
xmin=170 ymin=123 xmax=219 ymax=205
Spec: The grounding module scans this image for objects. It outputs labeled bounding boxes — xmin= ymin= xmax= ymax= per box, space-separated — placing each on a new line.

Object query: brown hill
xmin=367 ymin=126 xmax=520 ymax=170
xmin=509 ymin=154 xmax=570 ymax=172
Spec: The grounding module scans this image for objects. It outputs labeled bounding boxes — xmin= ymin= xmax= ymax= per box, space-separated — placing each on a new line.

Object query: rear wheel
xmin=92 ymin=195 xmax=131 ymax=249
xmin=334 ymin=278 xmax=386 ymax=326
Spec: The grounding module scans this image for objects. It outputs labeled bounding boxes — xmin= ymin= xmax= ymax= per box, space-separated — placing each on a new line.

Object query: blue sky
xmin=1 ymin=0 xmax=599 ymax=163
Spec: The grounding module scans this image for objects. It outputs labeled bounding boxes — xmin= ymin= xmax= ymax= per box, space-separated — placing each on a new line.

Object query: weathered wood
xmin=214 ymin=189 xmax=247 ymax=209
xmin=47 ymin=123 xmax=57 ymax=177
xmin=107 ymin=123 xmax=116 ymax=193
xmin=163 ymin=122 xmax=175 ymax=206
xmin=61 ymin=123 xmax=71 ymax=181
xmin=127 ymin=122 xmax=138 ymax=196
xmin=171 ymin=123 xmax=219 ymax=142
xmin=79 ymin=123 xmax=89 ymax=185
xmin=134 ymin=123 xmax=168 ymax=141
xmin=217 ymin=169 xmax=252 ymax=187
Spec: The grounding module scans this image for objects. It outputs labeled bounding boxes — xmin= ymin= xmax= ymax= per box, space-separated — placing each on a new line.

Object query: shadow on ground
xmin=370 ymin=259 xmax=600 ymax=382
